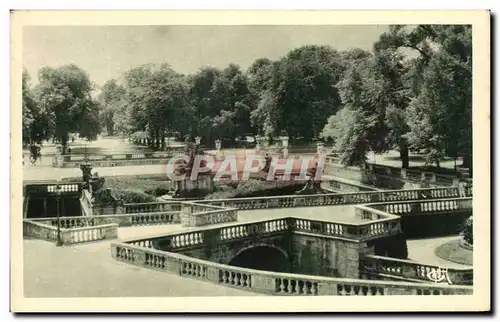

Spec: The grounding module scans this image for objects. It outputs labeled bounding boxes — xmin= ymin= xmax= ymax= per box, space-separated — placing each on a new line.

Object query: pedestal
xmin=79 ymin=163 xmax=93 ymax=188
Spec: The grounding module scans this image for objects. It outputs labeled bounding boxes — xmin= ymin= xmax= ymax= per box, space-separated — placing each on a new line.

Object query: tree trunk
xmin=61 ymin=135 xmax=68 ymax=155
xmin=161 ymin=130 xmax=166 ymax=150
xmin=399 ymin=138 xmax=409 ymax=169
xmin=462 ymin=154 xmax=472 ymax=176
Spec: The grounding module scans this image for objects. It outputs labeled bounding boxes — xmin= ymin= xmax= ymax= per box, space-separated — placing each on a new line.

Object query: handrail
xmin=361 ymin=254 xmax=473 ymax=285
xmin=111 ymin=241 xmax=473 ymax=295
xmin=118 ymin=187 xmax=466 ymax=214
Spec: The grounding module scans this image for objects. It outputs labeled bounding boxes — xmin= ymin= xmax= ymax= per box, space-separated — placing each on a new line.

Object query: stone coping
xmin=364 ymin=254 xmax=473 ymax=272
xmin=121 ymin=186 xmax=466 ymax=208
xmin=111 ymin=241 xmax=473 ymax=295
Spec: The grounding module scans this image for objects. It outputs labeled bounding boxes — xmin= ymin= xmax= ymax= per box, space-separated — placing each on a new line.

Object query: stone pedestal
xmin=79 ymin=163 xmax=93 ymax=189
xmin=174 ymin=173 xmax=215 ymax=198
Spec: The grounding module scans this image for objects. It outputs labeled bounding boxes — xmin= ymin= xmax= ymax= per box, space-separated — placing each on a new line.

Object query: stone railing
xmin=23 ymin=220 xmax=58 ymax=242
xmin=60 ymin=223 xmax=118 ymax=245
xmin=201 ymin=187 xmax=468 ymax=210
xmin=24 ymin=182 xmax=82 ymax=197
xmin=123 ymin=217 xmax=291 ymax=251
xmin=111 ymin=241 xmax=473 ymax=295
xmin=324 ymin=156 xmax=471 ymax=187
xmin=52 ymin=151 xmax=186 ymax=168
xmin=123 ymin=201 xmax=182 ymax=214
xmin=80 ymin=189 xmax=94 ymax=217
xmin=361 ymin=254 xmax=473 ymax=285
xmin=326 ymin=178 xmax=380 ymax=193
xmin=293 ymin=211 xmax=401 ymax=242
xmin=28 ymin=211 xmax=181 ymax=228
xmin=367 ymin=198 xmax=472 ymax=216
xmin=122 ymin=210 xmax=400 ymax=253
xmin=23 ymin=219 xmax=118 ymax=246
xmin=181 ymin=202 xmax=238 ymax=227
xmin=188 ymin=209 xmax=238 ymax=227
xmin=113 ymin=187 xmax=467 ymax=215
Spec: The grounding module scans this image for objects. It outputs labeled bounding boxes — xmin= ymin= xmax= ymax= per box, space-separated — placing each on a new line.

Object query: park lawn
xmin=434 ymin=239 xmax=473 ymax=266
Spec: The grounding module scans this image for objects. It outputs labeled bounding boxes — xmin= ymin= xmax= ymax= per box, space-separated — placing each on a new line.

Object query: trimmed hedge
xmin=206 ymin=179 xmax=307 ymax=199
xmin=104 ymin=177 xmax=174 ymax=197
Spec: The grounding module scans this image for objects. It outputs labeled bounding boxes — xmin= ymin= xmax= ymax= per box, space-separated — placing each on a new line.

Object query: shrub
xmin=461 ymin=216 xmax=473 ymax=245
xmin=104 ymin=177 xmax=174 ymax=198
xmin=111 ymin=189 xmax=157 ymax=204
xmin=205 ymin=179 xmax=306 ymax=199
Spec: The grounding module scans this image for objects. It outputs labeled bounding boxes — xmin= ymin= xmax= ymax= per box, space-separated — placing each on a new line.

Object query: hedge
xmin=206 ymin=179 xmax=307 ymax=199
xmin=461 ymin=216 xmax=473 ymax=245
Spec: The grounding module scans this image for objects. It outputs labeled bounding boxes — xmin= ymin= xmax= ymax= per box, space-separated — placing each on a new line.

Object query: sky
xmin=23 ymin=25 xmax=389 ymax=89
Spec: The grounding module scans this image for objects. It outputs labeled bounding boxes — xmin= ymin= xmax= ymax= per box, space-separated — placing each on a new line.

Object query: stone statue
xmin=80 ymin=163 xmax=93 ymax=190
xmin=263 ymin=154 xmax=272 ymax=173
xmin=296 ymin=160 xmax=323 ymax=194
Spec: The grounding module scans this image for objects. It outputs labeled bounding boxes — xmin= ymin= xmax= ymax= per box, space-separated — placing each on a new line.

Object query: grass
xmin=434 ymin=239 xmax=473 ymax=266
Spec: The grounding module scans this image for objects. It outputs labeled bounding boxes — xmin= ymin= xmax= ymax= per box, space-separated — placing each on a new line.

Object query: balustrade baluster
xmin=278 ymin=279 xmax=286 ymax=293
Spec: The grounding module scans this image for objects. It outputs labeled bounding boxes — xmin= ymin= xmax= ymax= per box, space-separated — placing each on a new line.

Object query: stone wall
xmin=292 ymin=235 xmax=378 ymax=279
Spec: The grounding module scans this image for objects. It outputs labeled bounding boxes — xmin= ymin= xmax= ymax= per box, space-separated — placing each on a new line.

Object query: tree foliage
xmin=23 ymin=26 xmax=472 ymax=172
xmin=33 ymin=64 xmax=100 ymax=152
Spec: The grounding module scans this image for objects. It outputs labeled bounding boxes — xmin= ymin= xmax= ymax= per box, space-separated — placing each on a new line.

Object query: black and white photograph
xmin=11 ymin=10 xmax=490 ymax=312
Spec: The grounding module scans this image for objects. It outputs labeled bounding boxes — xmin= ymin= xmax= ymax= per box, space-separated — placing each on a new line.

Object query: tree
xmin=97 ymin=79 xmax=126 ymax=136
xmin=322 ymin=49 xmax=396 ymax=165
xmin=404 ymin=25 xmax=472 ymax=174
xmin=34 ymin=64 xmax=100 ymax=153
xmin=321 ymin=107 xmax=371 ymax=165
xmin=376 ymin=25 xmax=472 ymax=173
xmin=122 ymin=63 xmax=190 ymax=149
xmin=22 ymin=69 xmax=48 ymax=146
xmin=262 ymin=45 xmax=344 ymax=141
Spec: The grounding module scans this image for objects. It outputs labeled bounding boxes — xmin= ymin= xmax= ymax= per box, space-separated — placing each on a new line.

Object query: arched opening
xmin=228 ymin=246 xmax=290 ymax=273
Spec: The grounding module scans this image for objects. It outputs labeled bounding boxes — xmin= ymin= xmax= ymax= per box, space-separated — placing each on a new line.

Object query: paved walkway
xmin=23 ymin=239 xmax=260 ymax=297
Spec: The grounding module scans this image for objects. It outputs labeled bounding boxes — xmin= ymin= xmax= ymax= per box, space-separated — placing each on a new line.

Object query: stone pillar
xmin=316 ymin=142 xmax=324 ymax=156
xmin=180 ymin=204 xmax=192 ymax=227
xmin=255 ymin=136 xmax=261 ymax=152
xmin=337 ymin=241 xmax=363 ymax=279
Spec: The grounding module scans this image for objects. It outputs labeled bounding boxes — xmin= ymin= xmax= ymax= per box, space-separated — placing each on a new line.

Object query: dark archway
xmin=229 ymin=245 xmax=290 ymax=273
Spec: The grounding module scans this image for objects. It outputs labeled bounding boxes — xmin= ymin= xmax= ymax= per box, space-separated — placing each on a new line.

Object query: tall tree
xmin=34 ymin=64 xmax=100 ymax=153
xmin=404 ymin=25 xmax=472 ymax=174
xmin=97 ymin=79 xmax=126 ymax=136
xmin=264 ymin=45 xmax=344 ymax=141
xmin=22 ymin=69 xmax=48 ymax=146
xmin=375 ymin=25 xmax=472 ymax=173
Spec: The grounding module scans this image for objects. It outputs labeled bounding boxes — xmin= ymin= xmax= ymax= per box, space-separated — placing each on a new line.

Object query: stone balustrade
xmin=326 ymin=178 xmax=380 ymax=193
xmin=324 ymin=156 xmax=471 ymax=187
xmin=361 ymin=254 xmax=473 ymax=285
xmin=23 ymin=219 xmax=118 ymax=246
xmin=121 ymin=211 xmax=400 ymax=255
xmin=180 ymin=202 xmax=238 ymax=227
xmin=113 ymin=187 xmax=469 ymax=215
xmin=184 ymin=208 xmax=239 ymax=227
xmin=23 ymin=220 xmax=58 ymax=242
xmin=81 ymin=189 xmax=94 ymax=217
xmin=61 ymin=223 xmax=118 ymax=245
xmin=29 ymin=211 xmax=181 ymax=228
xmin=202 ymin=187 xmax=468 ymax=210
xmin=122 ymin=217 xmax=292 ymax=251
xmin=111 ymin=241 xmax=473 ymax=296
xmin=52 ymin=151 xmax=186 ymax=168
xmin=123 ymin=202 xmax=182 ymax=214
xmin=368 ymin=198 xmax=472 ymax=216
